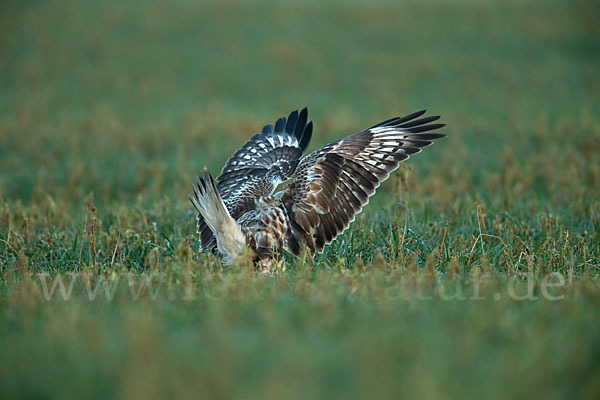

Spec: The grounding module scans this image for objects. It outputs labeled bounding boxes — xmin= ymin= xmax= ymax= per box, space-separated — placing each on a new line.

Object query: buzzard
xmin=189 ymin=108 xmax=445 ymax=267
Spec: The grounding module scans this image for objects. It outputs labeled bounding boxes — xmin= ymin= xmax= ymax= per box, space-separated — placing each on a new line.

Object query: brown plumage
xmin=189 ymin=108 xmax=445 ymax=265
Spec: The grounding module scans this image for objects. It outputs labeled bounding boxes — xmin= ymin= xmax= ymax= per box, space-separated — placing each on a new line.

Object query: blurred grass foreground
xmin=1 ymin=0 xmax=600 ymax=399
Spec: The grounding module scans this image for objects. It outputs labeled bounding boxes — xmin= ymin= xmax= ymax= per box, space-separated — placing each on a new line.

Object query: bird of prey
xmin=189 ymin=108 xmax=445 ymax=268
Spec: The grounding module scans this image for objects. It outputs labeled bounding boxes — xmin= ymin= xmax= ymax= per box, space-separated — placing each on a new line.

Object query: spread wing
xmin=281 ymin=110 xmax=446 ymax=255
xmin=193 ymin=108 xmax=313 ymax=252
xmin=216 ymin=108 xmax=313 ymax=205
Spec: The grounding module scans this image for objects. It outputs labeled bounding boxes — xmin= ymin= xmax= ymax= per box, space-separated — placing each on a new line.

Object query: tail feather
xmin=189 ymin=168 xmax=247 ymax=264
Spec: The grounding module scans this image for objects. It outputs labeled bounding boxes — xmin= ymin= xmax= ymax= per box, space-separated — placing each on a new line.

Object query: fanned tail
xmin=189 ymin=168 xmax=247 ymax=264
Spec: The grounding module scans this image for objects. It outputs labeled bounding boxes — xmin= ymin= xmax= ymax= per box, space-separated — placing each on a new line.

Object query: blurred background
xmin=2 ymin=1 xmax=600 ymax=399
xmin=1 ymin=0 xmax=598 ymax=210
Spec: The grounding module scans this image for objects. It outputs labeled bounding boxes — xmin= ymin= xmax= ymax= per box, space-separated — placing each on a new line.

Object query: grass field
xmin=1 ymin=0 xmax=600 ymax=398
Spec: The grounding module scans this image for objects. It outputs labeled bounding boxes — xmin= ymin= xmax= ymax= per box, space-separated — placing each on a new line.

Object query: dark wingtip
xmin=399 ymin=115 xmax=440 ymax=129
xmin=369 ymin=110 xmax=428 ymax=130
xmin=294 ymin=107 xmax=309 ymax=140
xmin=415 ymin=132 xmax=447 ymax=140
xmin=261 ymin=123 xmax=274 ymax=135
xmin=274 ymin=117 xmax=286 ymax=133
xmin=297 ymin=108 xmax=308 ymax=128
xmin=286 ymin=110 xmax=299 ymax=134
xmin=299 ymin=121 xmax=313 ymax=153
xmin=393 ymin=109 xmax=427 ymax=125
xmin=406 ymin=123 xmax=446 ymax=133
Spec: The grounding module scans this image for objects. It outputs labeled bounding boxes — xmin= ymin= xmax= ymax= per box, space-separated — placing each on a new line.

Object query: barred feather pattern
xmin=190 ymin=108 xmax=446 ymax=263
xmin=194 ymin=108 xmax=312 ymax=252
xmin=281 ymin=110 xmax=445 ymax=255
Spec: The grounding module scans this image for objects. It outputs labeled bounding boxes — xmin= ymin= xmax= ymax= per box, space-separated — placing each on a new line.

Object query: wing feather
xmin=282 ymin=110 xmax=446 ymax=255
xmin=216 ymin=107 xmax=312 ymax=202
xmin=194 ymin=108 xmax=313 ymax=252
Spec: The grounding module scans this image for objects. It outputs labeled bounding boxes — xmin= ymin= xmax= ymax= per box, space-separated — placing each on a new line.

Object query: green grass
xmin=1 ymin=0 xmax=600 ymax=398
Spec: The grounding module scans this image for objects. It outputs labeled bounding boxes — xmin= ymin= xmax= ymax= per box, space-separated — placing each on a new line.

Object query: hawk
xmin=189 ymin=108 xmax=445 ymax=267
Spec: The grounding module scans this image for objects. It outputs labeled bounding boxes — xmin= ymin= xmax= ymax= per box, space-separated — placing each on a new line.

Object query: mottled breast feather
xmin=237 ymin=204 xmax=288 ymax=261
